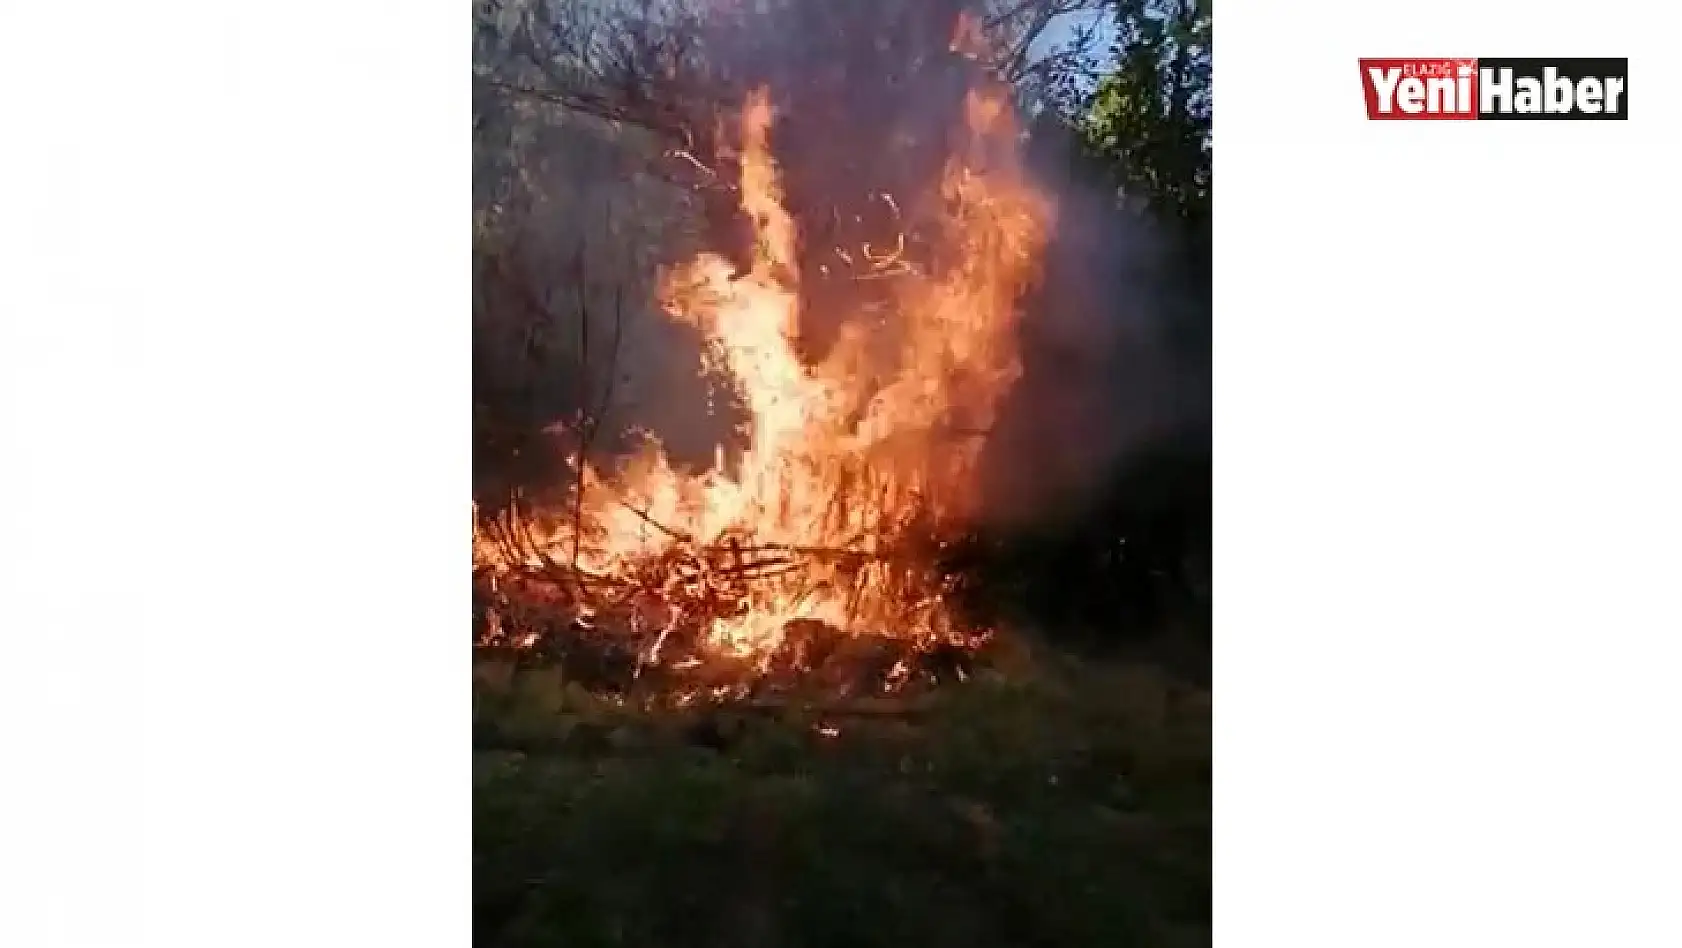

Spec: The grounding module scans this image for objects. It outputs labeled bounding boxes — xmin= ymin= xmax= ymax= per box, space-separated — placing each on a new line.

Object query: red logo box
xmin=1360 ymin=58 xmax=1480 ymax=120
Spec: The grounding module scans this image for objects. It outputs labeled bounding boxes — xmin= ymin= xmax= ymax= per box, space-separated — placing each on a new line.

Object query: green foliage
xmin=1076 ymin=0 xmax=1211 ymax=229
xmin=474 ymin=653 xmax=1210 ymax=947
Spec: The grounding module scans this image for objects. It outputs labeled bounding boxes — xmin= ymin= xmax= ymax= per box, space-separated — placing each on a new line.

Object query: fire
xmin=476 ymin=76 xmax=1050 ymax=678
xmin=949 ymin=9 xmax=990 ymax=61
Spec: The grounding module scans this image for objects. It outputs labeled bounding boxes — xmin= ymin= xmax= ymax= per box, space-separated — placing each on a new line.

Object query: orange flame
xmin=477 ymin=79 xmax=1050 ymax=665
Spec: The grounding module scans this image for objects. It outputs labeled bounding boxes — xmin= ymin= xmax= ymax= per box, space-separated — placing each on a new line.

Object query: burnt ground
xmin=473 ymin=633 xmax=1210 ymax=948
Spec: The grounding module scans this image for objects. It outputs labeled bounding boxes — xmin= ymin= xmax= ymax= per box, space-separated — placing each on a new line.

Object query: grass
xmin=473 ymin=639 xmax=1210 ymax=948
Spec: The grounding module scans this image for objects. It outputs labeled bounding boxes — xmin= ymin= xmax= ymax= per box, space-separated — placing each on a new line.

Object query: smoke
xmin=474 ymin=0 xmax=1210 ymax=529
xmin=981 ymin=131 xmax=1212 ymax=527
xmin=663 ymin=0 xmax=1210 ymax=528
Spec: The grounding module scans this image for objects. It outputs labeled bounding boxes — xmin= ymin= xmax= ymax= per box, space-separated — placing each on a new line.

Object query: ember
xmin=474 ymin=74 xmax=1049 ymax=695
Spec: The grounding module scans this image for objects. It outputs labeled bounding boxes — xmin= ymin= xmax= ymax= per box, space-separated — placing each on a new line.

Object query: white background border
xmin=3 ymin=0 xmax=1680 ymax=944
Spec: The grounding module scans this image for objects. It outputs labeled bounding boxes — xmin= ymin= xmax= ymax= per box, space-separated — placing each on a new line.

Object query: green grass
xmin=474 ymin=643 xmax=1210 ymax=948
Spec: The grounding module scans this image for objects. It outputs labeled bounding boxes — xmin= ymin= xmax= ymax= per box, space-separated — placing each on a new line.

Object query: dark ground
xmin=473 ymin=632 xmax=1210 ymax=948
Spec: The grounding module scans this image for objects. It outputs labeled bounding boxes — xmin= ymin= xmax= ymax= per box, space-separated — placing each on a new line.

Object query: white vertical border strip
xmin=0 ymin=1 xmax=466 ymax=946
xmin=1219 ymin=1 xmax=1682 ymax=945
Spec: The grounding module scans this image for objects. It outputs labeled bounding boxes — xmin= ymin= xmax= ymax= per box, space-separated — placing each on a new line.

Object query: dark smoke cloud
xmin=981 ymin=128 xmax=1212 ymax=527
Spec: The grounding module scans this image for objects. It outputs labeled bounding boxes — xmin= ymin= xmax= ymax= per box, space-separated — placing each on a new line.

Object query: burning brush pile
xmin=474 ymin=70 xmax=1051 ymax=701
